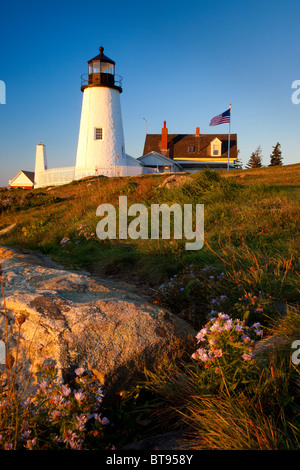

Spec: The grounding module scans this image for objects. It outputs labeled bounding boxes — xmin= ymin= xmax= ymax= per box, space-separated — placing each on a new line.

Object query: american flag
xmin=209 ymin=108 xmax=231 ymax=126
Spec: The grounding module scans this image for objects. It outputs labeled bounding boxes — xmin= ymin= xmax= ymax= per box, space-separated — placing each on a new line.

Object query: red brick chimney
xmin=196 ymin=127 xmax=200 ymax=136
xmin=161 ymin=121 xmax=168 ymax=151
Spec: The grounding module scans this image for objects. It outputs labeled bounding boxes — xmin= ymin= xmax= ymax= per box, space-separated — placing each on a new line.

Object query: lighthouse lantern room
xmin=75 ymin=46 xmax=125 ymax=179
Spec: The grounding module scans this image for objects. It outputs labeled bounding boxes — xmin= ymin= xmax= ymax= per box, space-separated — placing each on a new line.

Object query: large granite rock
xmin=160 ymin=174 xmax=193 ymax=189
xmin=0 ymin=246 xmax=196 ymax=397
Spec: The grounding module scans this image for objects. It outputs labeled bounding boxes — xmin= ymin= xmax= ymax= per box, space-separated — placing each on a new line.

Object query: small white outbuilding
xmin=9 ymin=170 xmax=34 ymax=189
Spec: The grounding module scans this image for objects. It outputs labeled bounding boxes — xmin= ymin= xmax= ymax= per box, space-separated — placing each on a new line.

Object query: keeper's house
xmin=138 ymin=122 xmax=238 ymax=172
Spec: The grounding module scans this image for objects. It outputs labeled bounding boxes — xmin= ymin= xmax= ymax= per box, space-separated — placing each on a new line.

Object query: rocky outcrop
xmin=160 ymin=174 xmax=193 ymax=189
xmin=0 ymin=247 xmax=196 ymax=398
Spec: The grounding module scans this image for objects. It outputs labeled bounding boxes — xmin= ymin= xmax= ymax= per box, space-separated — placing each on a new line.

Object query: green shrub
xmin=154 ymin=264 xmax=228 ymax=329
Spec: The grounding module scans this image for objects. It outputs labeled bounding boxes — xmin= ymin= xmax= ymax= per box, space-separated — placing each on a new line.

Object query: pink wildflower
xmin=255 ymin=329 xmax=263 ymax=336
xmin=224 ymin=319 xmax=233 ymax=330
xmin=241 ymin=335 xmax=251 ymax=343
xmin=24 ymin=437 xmax=38 ymax=449
xmin=235 ymin=324 xmax=244 ymax=332
xmin=50 ymin=410 xmax=62 ymax=421
xmin=75 ymin=414 xmax=88 ymax=431
xmin=196 ymin=328 xmax=208 ymax=342
xmin=39 ymin=380 xmax=48 ymax=391
xmin=61 ymin=384 xmax=72 ymax=396
xmin=218 ymin=312 xmax=230 ymax=320
xmin=74 ymin=390 xmax=85 ymax=402
xmin=242 ymin=353 xmax=254 ymax=361
xmin=214 ymin=349 xmax=223 ymax=358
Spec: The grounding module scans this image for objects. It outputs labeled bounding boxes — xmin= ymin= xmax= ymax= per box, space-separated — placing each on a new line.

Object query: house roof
xmin=143 ymin=134 xmax=237 ymax=160
xmin=88 ymin=46 xmax=115 ymax=65
xmin=125 ymin=154 xmax=143 ymax=167
xmin=9 ymin=170 xmax=34 ymax=186
xmin=21 ymin=171 xmax=35 ymax=183
xmin=137 ymin=151 xmax=181 ymax=167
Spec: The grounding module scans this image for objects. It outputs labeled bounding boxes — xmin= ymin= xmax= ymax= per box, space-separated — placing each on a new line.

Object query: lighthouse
xmin=75 ymin=46 xmax=126 ymax=179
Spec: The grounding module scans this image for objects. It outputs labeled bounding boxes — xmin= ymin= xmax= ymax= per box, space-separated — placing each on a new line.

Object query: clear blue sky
xmin=0 ymin=0 xmax=299 ymax=187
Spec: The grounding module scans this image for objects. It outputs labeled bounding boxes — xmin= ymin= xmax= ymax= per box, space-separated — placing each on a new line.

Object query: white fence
xmin=74 ymin=165 xmax=159 ymax=179
xmin=75 ymin=165 xmax=144 ymax=179
xmin=36 ymin=167 xmax=75 ymax=188
xmin=35 ymin=165 xmax=159 ymax=188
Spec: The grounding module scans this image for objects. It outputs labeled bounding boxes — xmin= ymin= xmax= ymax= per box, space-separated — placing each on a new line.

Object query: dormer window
xmin=213 ymin=144 xmax=220 ymax=155
xmin=188 ymin=146 xmax=196 ymax=152
xmin=211 ymin=138 xmax=222 ymax=157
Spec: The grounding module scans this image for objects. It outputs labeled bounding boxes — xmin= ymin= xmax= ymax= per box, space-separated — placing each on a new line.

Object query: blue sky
xmin=0 ymin=0 xmax=299 ymax=187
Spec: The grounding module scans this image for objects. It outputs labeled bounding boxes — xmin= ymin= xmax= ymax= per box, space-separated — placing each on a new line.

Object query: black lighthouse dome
xmin=81 ymin=46 xmax=122 ymax=93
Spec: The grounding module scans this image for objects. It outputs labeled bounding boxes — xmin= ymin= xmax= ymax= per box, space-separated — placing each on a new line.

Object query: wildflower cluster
xmin=76 ymin=224 xmax=96 ymax=241
xmin=209 ymin=294 xmax=230 ymax=318
xmin=192 ymin=313 xmax=263 ymax=376
xmin=208 ymin=290 xmax=276 ymax=327
xmin=60 ymin=236 xmax=71 ymax=246
xmin=0 ymin=365 xmax=112 ymax=450
xmin=233 ymin=292 xmax=276 ymax=325
xmin=59 ymin=224 xmax=97 ymax=248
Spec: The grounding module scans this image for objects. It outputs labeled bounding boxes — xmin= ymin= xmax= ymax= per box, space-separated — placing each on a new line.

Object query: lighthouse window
xmin=101 ymin=62 xmax=114 ymax=74
xmin=93 ymin=61 xmax=100 ymax=73
xmin=95 ymin=128 xmax=103 ymax=140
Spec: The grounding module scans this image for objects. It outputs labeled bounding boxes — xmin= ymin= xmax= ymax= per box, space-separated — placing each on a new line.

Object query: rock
xmin=0 ymin=246 xmax=196 ymax=398
xmin=160 ymin=174 xmax=193 ymax=189
xmin=254 ymin=334 xmax=292 ymax=361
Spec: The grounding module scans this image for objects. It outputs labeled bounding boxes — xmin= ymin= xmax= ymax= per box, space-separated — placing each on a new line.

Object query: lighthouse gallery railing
xmin=80 ymin=73 xmax=123 ymax=89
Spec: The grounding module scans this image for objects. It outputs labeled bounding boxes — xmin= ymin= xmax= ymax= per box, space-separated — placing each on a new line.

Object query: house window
xmin=95 ymin=128 xmax=103 ymax=140
xmin=188 ymin=146 xmax=196 ymax=152
xmin=211 ymin=139 xmax=222 ymax=156
xmin=213 ymin=144 xmax=220 ymax=155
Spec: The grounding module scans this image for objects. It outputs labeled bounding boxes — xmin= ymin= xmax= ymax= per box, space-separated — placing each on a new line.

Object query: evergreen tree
xmin=269 ymin=142 xmax=283 ymax=166
xmin=246 ymin=146 xmax=263 ymax=168
xmin=234 ymin=149 xmax=243 ymax=169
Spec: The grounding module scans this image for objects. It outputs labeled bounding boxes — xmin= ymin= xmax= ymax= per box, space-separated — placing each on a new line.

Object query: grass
xmin=136 ymin=305 xmax=300 ymax=450
xmin=0 ymin=164 xmax=299 ymax=449
xmin=0 ymin=166 xmax=299 ymax=298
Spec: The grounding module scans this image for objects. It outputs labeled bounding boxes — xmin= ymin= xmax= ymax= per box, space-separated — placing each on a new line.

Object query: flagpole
xmin=227 ymin=104 xmax=231 ymax=170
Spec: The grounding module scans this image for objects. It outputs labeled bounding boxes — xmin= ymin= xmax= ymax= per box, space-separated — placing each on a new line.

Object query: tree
xmin=234 ymin=149 xmax=243 ymax=169
xmin=269 ymin=142 xmax=283 ymax=166
xmin=246 ymin=146 xmax=263 ymax=169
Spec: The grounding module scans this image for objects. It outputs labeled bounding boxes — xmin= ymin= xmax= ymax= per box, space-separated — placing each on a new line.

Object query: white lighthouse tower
xmin=75 ymin=46 xmax=126 ymax=179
